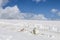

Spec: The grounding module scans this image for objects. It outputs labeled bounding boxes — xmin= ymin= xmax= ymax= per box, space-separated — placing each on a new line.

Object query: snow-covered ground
xmin=0 ymin=20 xmax=60 ymax=40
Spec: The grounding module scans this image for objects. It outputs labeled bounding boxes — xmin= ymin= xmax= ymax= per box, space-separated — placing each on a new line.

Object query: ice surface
xmin=0 ymin=20 xmax=60 ymax=40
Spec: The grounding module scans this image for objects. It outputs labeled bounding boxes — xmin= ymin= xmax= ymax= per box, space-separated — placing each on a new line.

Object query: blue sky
xmin=0 ymin=0 xmax=60 ymax=20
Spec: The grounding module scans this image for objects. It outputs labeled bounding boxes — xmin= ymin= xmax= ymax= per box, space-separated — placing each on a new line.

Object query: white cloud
xmin=51 ymin=9 xmax=58 ymax=13
xmin=31 ymin=14 xmax=47 ymax=20
xmin=51 ymin=9 xmax=60 ymax=16
xmin=58 ymin=12 xmax=60 ymax=16
xmin=0 ymin=5 xmax=47 ymax=20
xmin=32 ymin=0 xmax=46 ymax=3
xmin=0 ymin=0 xmax=47 ymax=20
xmin=32 ymin=0 xmax=41 ymax=3
xmin=0 ymin=6 xmax=21 ymax=19
xmin=0 ymin=0 xmax=8 ymax=7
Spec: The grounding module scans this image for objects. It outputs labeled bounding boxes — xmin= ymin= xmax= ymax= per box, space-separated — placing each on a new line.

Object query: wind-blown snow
xmin=0 ymin=20 xmax=60 ymax=40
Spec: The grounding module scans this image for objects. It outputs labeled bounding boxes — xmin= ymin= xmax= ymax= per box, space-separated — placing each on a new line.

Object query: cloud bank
xmin=0 ymin=0 xmax=47 ymax=20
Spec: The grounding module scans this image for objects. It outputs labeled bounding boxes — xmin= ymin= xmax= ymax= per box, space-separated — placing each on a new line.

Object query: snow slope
xmin=0 ymin=20 xmax=60 ymax=40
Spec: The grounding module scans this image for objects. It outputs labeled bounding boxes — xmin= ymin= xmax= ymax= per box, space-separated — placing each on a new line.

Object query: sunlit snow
xmin=0 ymin=20 xmax=60 ymax=40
